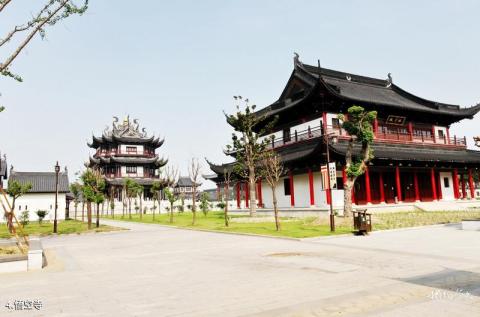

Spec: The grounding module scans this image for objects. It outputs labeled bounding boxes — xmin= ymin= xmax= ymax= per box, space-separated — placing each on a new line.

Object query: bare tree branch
xmin=0 ymin=0 xmax=13 ymax=13
xmin=0 ymin=1 xmax=68 ymax=72
xmin=0 ymin=0 xmax=57 ymax=47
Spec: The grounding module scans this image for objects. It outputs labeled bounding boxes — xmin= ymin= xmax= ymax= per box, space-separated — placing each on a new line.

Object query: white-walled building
xmin=8 ymin=169 xmax=70 ymax=222
xmin=206 ymin=55 xmax=480 ymax=212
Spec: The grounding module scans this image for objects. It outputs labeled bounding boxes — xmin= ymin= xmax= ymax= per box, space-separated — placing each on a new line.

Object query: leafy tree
xmin=36 ymin=210 xmax=48 ymax=224
xmin=338 ymin=106 xmax=377 ymax=217
xmin=150 ymin=181 xmax=163 ymax=221
xmin=124 ymin=178 xmax=141 ymax=219
xmin=199 ymin=192 xmax=210 ymax=216
xmin=179 ymin=192 xmax=185 ymax=213
xmin=0 ymin=1 xmax=88 ymax=108
xmin=110 ymin=199 xmax=115 ymax=219
xmin=164 ymin=187 xmax=177 ymax=223
xmin=69 ymin=182 xmax=82 ymax=220
xmin=19 ymin=210 xmax=29 ymax=227
xmin=188 ymin=158 xmax=202 ymax=224
xmin=6 ymin=179 xmax=32 ymax=233
xmin=222 ymin=167 xmax=232 ymax=227
xmin=224 ymin=96 xmax=276 ymax=216
xmin=80 ymin=169 xmax=105 ymax=229
xmin=261 ymin=150 xmax=283 ymax=231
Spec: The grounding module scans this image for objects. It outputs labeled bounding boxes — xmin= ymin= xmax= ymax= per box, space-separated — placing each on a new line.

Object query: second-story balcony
xmin=266 ymin=124 xmax=467 ymax=150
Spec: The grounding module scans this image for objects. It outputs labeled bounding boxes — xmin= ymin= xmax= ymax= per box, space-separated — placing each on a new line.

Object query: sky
xmin=1 ymin=0 xmax=479 ymax=189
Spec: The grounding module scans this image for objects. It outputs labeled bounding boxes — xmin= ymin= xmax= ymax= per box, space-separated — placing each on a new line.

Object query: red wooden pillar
xmin=432 ymin=126 xmax=436 ymax=143
xmin=257 ymin=179 xmax=263 ymax=208
xmin=430 ymin=168 xmax=437 ymax=201
xmin=395 ymin=166 xmax=402 ymax=202
xmin=408 ymin=122 xmax=413 ymax=141
xmin=245 ymin=182 xmax=249 ymax=208
xmin=414 ymin=171 xmax=420 ymax=201
xmin=452 ymin=169 xmax=460 ymax=199
xmin=379 ymin=171 xmax=385 ymax=203
xmin=308 ymin=169 xmax=315 ymax=206
xmin=468 ymin=169 xmax=475 ymax=199
xmin=461 ymin=174 xmax=467 ymax=199
xmin=446 ymin=128 xmax=451 ymax=144
xmin=236 ymin=182 xmax=240 ymax=208
xmin=373 ymin=118 xmax=378 ymax=134
xmin=289 ymin=171 xmax=295 ymax=207
xmin=365 ymin=166 xmax=372 ymax=204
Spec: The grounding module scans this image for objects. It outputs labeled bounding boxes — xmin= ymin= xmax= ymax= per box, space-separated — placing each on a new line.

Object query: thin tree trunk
xmin=82 ymin=202 xmax=85 ymax=222
xmin=248 ymin=166 xmax=257 ymax=216
xmin=87 ymin=201 xmax=92 ymax=229
xmin=139 ymin=194 xmax=143 ymax=220
xmin=129 ymin=199 xmax=132 ymax=219
xmin=192 ymin=209 xmax=196 ymax=225
xmin=74 ymin=204 xmax=78 ymax=220
xmin=192 ymin=186 xmax=196 ymax=212
xmin=224 ymin=184 xmax=229 ymax=227
xmin=152 ymin=198 xmax=156 ymax=221
xmin=170 ymin=203 xmax=174 ymax=223
xmin=96 ymin=203 xmax=100 ymax=228
xmin=272 ymin=186 xmax=280 ymax=231
xmin=344 ymin=180 xmax=353 ymax=217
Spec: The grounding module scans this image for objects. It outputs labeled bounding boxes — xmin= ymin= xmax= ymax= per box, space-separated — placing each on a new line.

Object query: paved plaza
xmin=0 ymin=221 xmax=479 ymax=316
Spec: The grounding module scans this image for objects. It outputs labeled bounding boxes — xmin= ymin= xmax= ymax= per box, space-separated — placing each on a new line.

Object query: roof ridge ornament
xmin=386 ymin=73 xmax=393 ymax=87
xmin=293 ymin=52 xmax=302 ymax=69
xmin=346 ymin=75 xmax=352 ymax=81
xmin=474 ymin=136 xmax=480 ymax=147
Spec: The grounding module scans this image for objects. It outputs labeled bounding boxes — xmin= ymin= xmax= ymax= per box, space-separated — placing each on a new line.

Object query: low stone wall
xmin=0 ymin=238 xmax=44 ymax=274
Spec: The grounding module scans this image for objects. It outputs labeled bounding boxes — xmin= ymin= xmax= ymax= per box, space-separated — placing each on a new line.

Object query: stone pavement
xmin=0 ymin=220 xmax=479 ymax=316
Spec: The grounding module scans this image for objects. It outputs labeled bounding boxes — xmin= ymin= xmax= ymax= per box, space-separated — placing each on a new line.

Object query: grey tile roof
xmin=9 ymin=171 xmax=70 ymax=193
xmin=331 ymin=141 xmax=480 ymax=164
xmin=176 ymin=176 xmax=201 ymax=188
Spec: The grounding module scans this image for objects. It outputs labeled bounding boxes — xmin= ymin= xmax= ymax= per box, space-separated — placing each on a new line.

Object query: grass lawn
xmin=103 ymin=210 xmax=480 ymax=238
xmin=103 ymin=211 xmax=354 ymax=238
xmin=0 ymin=220 xmax=122 ymax=239
xmin=373 ymin=210 xmax=480 ymax=230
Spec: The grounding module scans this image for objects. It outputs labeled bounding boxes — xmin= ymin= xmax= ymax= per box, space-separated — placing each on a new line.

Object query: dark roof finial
xmin=293 ymin=52 xmax=301 ymax=68
xmin=386 ymin=73 xmax=393 ymax=87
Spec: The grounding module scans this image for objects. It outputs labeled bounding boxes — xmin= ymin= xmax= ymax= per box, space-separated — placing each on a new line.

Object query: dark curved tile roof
xmin=9 ymin=171 xmax=70 ymax=193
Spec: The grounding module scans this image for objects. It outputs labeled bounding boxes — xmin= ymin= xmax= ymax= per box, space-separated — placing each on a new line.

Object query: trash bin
xmin=353 ymin=209 xmax=372 ymax=235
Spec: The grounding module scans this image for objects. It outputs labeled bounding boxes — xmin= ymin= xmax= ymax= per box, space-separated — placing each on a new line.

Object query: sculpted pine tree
xmin=0 ymin=0 xmax=88 ymax=108
xmin=338 ymin=106 xmax=377 ymax=217
xmin=225 ymin=96 xmax=276 ymax=216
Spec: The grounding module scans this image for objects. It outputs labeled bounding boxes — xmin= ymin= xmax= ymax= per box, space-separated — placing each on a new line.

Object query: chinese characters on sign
xmin=321 ymin=162 xmax=336 ymax=189
xmin=4 ymin=299 xmax=43 ymax=311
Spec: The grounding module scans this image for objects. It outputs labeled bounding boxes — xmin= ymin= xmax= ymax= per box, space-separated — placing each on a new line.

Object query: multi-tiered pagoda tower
xmin=87 ymin=116 xmax=167 ymax=201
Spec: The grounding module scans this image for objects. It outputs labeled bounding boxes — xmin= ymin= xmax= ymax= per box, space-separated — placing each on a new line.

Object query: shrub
xmin=36 ymin=210 xmax=48 ymax=224
xmin=200 ymin=192 xmax=209 ymax=216
xmin=20 ymin=210 xmax=29 ymax=226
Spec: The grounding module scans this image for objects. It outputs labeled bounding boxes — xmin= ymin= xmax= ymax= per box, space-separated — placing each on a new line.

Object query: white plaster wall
xmin=434 ymin=126 xmax=448 ymax=143
xmin=440 ymin=171 xmax=454 ymax=201
xmin=260 ymin=177 xmax=292 ymax=208
xmin=293 ymin=174 xmax=310 ymax=207
xmin=8 ymin=193 xmax=67 ymax=222
xmin=314 ymin=171 xmax=327 ymax=207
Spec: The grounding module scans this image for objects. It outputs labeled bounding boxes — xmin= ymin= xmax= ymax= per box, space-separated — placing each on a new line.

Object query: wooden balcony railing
xmin=265 ymin=124 xmax=467 ymax=150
